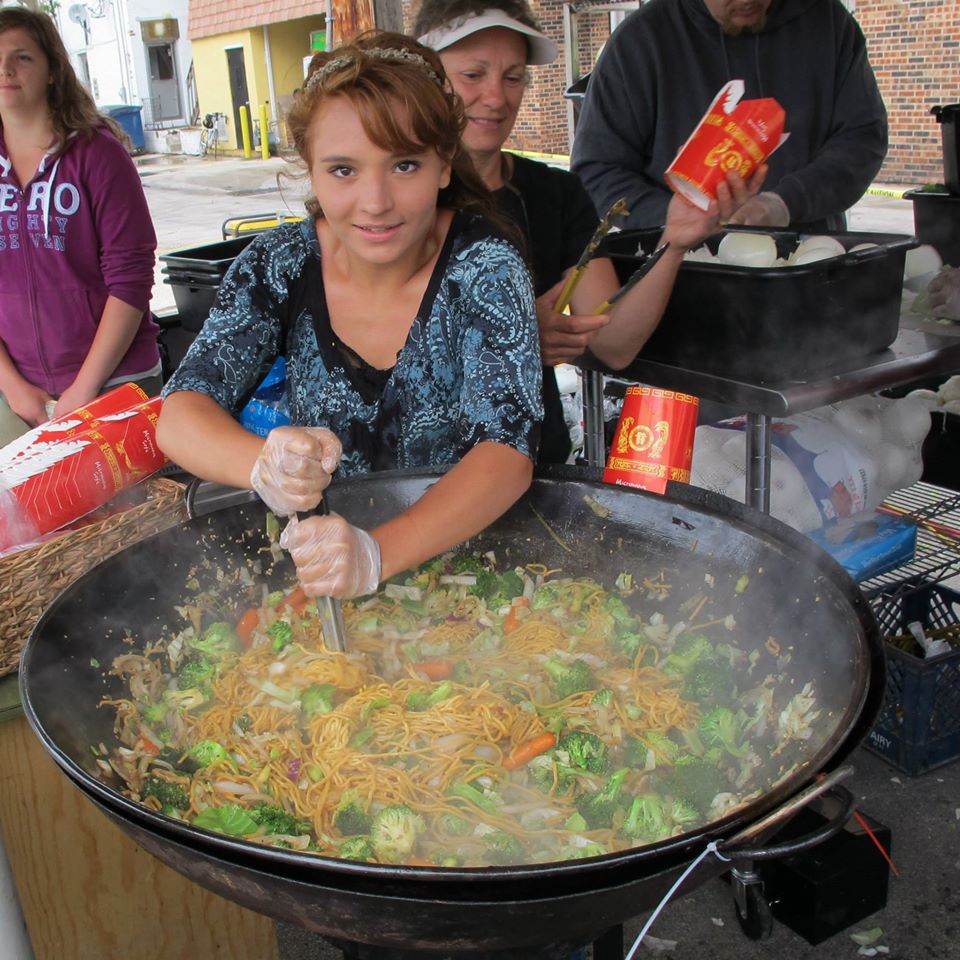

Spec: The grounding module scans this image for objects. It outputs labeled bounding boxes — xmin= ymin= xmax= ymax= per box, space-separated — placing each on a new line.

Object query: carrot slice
xmin=416 ymin=658 xmax=454 ymax=681
xmin=503 ymin=732 xmax=557 ymax=770
xmin=236 ymin=608 xmax=260 ymax=648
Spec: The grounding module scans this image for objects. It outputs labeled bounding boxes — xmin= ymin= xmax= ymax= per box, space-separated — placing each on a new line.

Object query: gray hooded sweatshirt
xmin=570 ymin=0 xmax=888 ymax=232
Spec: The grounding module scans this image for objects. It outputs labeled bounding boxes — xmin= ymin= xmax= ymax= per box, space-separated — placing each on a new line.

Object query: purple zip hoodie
xmin=0 ymin=124 xmax=159 ymax=395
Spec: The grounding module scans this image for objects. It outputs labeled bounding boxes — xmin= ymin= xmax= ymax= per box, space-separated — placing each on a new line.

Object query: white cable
xmin=624 ymin=840 xmax=731 ymax=960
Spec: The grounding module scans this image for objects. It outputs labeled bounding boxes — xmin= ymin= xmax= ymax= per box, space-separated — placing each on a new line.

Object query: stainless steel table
xmin=579 ymin=317 xmax=960 ymax=512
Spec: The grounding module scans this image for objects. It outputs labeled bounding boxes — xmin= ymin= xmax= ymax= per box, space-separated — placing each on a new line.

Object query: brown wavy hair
xmin=0 ymin=7 xmax=127 ymax=151
xmin=284 ymin=30 xmax=500 ymax=225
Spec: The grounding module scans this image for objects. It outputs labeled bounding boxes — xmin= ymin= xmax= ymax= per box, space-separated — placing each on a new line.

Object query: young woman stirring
xmin=157 ymin=32 xmax=542 ymax=600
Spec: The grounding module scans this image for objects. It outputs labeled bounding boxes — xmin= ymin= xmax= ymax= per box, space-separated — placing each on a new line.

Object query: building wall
xmin=58 ymin=0 xmax=194 ymax=127
xmin=858 ymin=0 xmax=959 ymax=185
xmin=191 ymin=30 xmax=256 ymax=150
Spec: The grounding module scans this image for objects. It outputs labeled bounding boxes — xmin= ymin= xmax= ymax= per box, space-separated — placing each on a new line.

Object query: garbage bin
xmin=104 ymin=104 xmax=145 ymax=154
xmin=159 ymin=236 xmax=256 ymax=331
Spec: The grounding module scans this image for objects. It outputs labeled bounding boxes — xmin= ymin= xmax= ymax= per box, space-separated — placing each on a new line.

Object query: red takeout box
xmin=0 ymin=385 xmax=167 ymax=549
xmin=666 ymin=80 xmax=788 ymax=211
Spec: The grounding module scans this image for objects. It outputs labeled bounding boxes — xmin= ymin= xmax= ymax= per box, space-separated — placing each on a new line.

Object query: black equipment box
xmin=601 ymin=228 xmax=916 ymax=381
xmin=906 ymin=189 xmax=960 ymax=267
xmin=759 ymin=799 xmax=892 ymax=945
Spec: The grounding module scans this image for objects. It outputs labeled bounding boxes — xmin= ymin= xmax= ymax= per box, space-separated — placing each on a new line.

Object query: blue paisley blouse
xmin=163 ymin=212 xmax=543 ymax=478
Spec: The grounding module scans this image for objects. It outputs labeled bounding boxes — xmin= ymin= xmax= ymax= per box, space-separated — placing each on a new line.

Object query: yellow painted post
xmin=259 ymin=103 xmax=270 ymax=160
xmin=239 ymin=105 xmax=253 ymax=159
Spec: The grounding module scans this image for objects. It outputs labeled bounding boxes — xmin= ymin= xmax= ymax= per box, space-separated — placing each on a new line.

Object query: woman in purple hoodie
xmin=0 ymin=7 xmax=159 ymax=446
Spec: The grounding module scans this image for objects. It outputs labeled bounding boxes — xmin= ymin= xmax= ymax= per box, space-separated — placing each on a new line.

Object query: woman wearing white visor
xmin=415 ymin=0 xmax=763 ymax=463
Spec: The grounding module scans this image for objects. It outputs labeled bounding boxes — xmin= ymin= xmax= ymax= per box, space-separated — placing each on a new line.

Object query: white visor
xmin=418 ymin=10 xmax=559 ymax=66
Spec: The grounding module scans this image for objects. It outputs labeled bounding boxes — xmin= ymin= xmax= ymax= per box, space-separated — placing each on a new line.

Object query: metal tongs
xmin=297 ymin=496 xmax=348 ymax=653
xmin=554 ymin=196 xmax=630 ymax=313
xmin=592 ymin=241 xmax=671 ymax=314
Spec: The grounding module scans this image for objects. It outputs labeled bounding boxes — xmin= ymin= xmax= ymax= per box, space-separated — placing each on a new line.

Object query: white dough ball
xmin=793 ymin=236 xmax=846 ymax=261
xmin=789 ymin=247 xmax=840 ymax=266
xmin=943 ymin=399 xmax=960 ymax=416
xmin=716 ymin=232 xmax=778 ymax=268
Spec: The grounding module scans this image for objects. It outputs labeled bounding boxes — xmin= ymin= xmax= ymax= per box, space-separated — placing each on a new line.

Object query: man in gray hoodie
xmin=571 ymin=0 xmax=887 ymax=233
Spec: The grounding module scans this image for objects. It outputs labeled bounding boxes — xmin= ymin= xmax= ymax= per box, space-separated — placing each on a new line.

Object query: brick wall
xmin=858 ymin=0 xmax=959 ymax=185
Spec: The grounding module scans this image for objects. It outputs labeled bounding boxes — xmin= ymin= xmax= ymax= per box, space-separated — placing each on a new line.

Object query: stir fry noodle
xmin=94 ymin=547 xmax=828 ymax=867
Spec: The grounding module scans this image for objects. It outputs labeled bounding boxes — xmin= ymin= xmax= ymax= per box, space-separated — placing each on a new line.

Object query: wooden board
xmin=0 ymin=715 xmax=279 ymax=960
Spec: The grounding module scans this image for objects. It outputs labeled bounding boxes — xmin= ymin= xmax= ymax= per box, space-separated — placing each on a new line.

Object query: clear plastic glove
xmin=249 ymin=425 xmax=341 ymax=516
xmin=928 ymin=265 xmax=960 ymax=320
xmin=280 ymin=512 xmax=381 ymax=599
xmin=724 ymin=191 xmax=790 ymax=227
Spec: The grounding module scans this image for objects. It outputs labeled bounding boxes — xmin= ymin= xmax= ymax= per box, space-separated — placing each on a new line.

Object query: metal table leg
xmin=581 ymin=369 xmax=607 ymax=468
xmin=744 ymin=412 xmax=772 ymax=513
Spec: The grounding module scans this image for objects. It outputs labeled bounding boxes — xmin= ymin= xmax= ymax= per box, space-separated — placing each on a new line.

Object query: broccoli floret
xmin=543 ymin=658 xmax=596 ymax=699
xmin=368 ymin=804 xmax=426 ymax=864
xmin=250 ymin=803 xmax=311 ymax=836
xmin=527 ymin=753 xmax=576 ymax=793
xmin=642 ymin=731 xmax=682 ymax=765
xmin=622 ymin=793 xmax=670 ymax=844
xmin=451 ymin=552 xmax=486 ymax=576
xmin=141 ymin=701 xmax=167 ymax=726
xmin=301 ymin=683 xmax=336 ymax=717
xmin=558 ymin=731 xmax=609 ymax=775
xmin=698 ymin=707 xmax=748 ymax=758
xmin=670 ymin=798 xmax=702 ymax=830
xmin=432 ymin=850 xmax=464 ymax=867
xmin=236 ymin=713 xmax=253 ymax=733
xmin=434 ymin=812 xmax=472 ymax=836
xmin=185 ymin=739 xmax=232 ymax=769
xmin=143 ymin=776 xmax=189 ymax=811
xmin=188 ymin=621 xmax=241 ymax=659
xmin=592 ymin=689 xmax=613 ymax=707
xmin=177 ymin=657 xmax=216 ymax=691
xmin=473 ymin=568 xmax=524 ymax=608
xmin=334 ymin=790 xmax=371 ymax=836
xmin=530 ymin=582 xmax=562 ymax=610
xmin=662 ymin=634 xmax=714 ymax=675
xmin=482 ymin=830 xmax=524 ymax=865
xmin=662 ymin=755 xmax=724 ymax=815
xmin=562 ymin=842 xmax=609 ymax=860
xmin=339 ymin=837 xmax=374 ymax=862
xmin=683 ymin=658 xmax=735 ymax=708
xmin=268 ymin=620 xmax=293 ymax=653
xmin=575 ymin=767 xmax=630 ymax=829
xmin=451 ymin=660 xmax=471 ymax=684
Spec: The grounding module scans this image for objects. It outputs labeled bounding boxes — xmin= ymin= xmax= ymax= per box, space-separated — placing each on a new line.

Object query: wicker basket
xmin=0 ymin=476 xmax=186 ymax=677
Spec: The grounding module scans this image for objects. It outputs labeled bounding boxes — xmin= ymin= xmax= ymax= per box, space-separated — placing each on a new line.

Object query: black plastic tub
xmin=159 ymin=236 xmax=256 ymax=332
xmin=158 ymin=235 xmax=255 ymax=278
xmin=600 ymin=227 xmax=917 ymax=381
xmin=906 ymin=189 xmax=960 ymax=267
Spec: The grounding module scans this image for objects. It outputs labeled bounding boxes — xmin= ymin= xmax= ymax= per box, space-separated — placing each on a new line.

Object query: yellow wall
xmin=190 ymin=16 xmax=325 ymax=152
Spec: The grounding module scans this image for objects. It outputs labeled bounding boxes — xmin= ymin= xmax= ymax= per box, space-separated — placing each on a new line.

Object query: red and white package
xmin=666 ymin=80 xmax=789 ymax=211
xmin=0 ymin=393 xmax=167 ymax=549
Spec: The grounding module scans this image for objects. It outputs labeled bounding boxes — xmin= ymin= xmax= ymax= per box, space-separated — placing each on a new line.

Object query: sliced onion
xmin=213 ymin=780 xmax=256 ymax=796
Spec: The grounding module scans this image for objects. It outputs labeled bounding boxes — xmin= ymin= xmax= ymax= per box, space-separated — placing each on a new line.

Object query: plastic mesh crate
xmin=864 ymin=580 xmax=960 ymax=775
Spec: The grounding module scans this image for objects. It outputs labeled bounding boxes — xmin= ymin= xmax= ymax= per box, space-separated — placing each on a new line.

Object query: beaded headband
xmin=305 ymin=48 xmax=444 ymax=91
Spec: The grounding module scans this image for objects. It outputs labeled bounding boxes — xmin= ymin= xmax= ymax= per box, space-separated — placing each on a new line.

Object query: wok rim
xmin=19 ymin=465 xmax=885 ymax=888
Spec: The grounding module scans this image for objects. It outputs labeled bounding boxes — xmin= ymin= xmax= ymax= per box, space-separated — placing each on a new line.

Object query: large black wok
xmin=20 ymin=467 xmax=885 ymax=955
